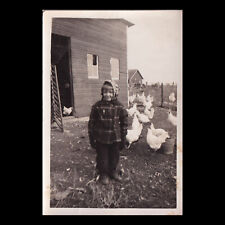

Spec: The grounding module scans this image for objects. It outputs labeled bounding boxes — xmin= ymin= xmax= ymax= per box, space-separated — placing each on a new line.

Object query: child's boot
xmin=110 ymin=171 xmax=122 ymax=182
xmin=99 ymin=174 xmax=109 ymax=185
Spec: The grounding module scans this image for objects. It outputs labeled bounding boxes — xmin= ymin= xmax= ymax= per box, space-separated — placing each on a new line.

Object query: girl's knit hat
xmin=101 ymin=80 xmax=119 ymax=98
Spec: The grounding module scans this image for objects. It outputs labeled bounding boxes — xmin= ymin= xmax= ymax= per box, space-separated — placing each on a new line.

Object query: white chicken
xmin=150 ymin=96 xmax=154 ymax=103
xmin=144 ymin=106 xmax=155 ymax=120
xmin=150 ymin=123 xmax=170 ymax=139
xmin=131 ymin=112 xmax=140 ymax=130
xmin=146 ymin=94 xmax=154 ymax=103
xmin=137 ymin=123 xmax=143 ymax=137
xmin=63 ymin=106 xmax=73 ymax=116
xmin=126 ymin=130 xmax=139 ymax=149
xmin=126 ymin=103 xmax=138 ymax=117
xmin=146 ymin=94 xmax=151 ymax=102
xmin=136 ymin=92 xmax=146 ymax=104
xmin=126 ymin=123 xmax=143 ymax=149
xmin=129 ymin=94 xmax=136 ymax=104
xmin=137 ymin=112 xmax=150 ymax=123
xmin=169 ymin=92 xmax=176 ymax=102
xmin=143 ymin=99 xmax=152 ymax=110
xmin=168 ymin=109 xmax=177 ymax=126
xmin=146 ymin=127 xmax=169 ymax=151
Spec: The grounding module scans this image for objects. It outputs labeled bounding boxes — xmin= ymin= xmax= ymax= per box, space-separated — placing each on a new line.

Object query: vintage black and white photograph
xmin=43 ymin=10 xmax=182 ymax=215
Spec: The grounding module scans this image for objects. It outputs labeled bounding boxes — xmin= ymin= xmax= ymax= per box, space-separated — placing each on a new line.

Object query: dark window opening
xmin=93 ymin=54 xmax=97 ymax=65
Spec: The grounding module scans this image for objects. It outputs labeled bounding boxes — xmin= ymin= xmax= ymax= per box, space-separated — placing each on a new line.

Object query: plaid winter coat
xmin=88 ymin=99 xmax=128 ymax=145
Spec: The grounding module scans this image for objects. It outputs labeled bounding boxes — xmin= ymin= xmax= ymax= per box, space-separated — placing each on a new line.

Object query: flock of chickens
xmin=126 ymin=92 xmax=177 ymax=151
xmin=62 ymin=91 xmax=177 ymax=152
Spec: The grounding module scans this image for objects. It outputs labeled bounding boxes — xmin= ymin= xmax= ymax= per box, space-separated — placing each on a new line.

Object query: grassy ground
xmin=50 ymin=106 xmax=177 ymax=208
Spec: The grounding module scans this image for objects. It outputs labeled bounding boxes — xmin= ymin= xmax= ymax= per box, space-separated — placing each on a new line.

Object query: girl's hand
xmin=90 ymin=139 xmax=97 ymax=149
xmin=120 ymin=140 xmax=126 ymax=151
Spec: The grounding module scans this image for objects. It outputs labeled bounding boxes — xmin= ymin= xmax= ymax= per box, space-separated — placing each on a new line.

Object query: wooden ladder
xmin=51 ymin=64 xmax=64 ymax=132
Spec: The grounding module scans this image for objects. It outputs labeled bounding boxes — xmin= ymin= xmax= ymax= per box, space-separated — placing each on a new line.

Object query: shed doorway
xmin=51 ymin=33 xmax=74 ymax=116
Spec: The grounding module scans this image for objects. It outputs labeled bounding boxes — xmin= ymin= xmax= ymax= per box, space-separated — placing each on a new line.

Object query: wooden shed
xmin=51 ymin=18 xmax=134 ymax=117
xmin=128 ymin=69 xmax=144 ymax=88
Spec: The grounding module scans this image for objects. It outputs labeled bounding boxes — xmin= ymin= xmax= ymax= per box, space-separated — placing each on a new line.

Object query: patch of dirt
xmin=50 ymin=107 xmax=177 ymax=208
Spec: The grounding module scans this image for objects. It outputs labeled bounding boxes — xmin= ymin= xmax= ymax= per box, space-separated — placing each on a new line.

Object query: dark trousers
xmin=95 ymin=142 xmax=120 ymax=176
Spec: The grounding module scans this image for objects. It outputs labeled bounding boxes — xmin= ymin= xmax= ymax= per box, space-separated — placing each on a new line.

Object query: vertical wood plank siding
xmin=52 ymin=18 xmax=128 ymax=117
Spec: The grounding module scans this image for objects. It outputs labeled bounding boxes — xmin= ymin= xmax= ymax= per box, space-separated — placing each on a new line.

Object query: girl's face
xmin=102 ymin=86 xmax=114 ymax=101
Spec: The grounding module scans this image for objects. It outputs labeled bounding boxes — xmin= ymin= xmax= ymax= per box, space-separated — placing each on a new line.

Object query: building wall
xmin=129 ymin=72 xmax=143 ymax=87
xmin=52 ymin=18 xmax=128 ymax=117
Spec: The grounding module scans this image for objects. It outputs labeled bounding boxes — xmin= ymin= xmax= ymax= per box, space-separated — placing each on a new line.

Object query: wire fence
xmin=128 ymin=83 xmax=177 ymax=111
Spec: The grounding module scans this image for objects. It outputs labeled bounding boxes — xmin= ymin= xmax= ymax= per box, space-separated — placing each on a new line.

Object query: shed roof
xmin=52 ymin=18 xmax=134 ymax=27
xmin=128 ymin=69 xmax=144 ymax=81
xmin=94 ymin=18 xmax=134 ymax=27
xmin=117 ymin=18 xmax=134 ymax=27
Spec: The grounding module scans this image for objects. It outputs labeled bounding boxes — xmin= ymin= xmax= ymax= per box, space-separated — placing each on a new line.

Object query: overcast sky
xmin=46 ymin=10 xmax=182 ymax=84
xmin=125 ymin=10 xmax=182 ymax=84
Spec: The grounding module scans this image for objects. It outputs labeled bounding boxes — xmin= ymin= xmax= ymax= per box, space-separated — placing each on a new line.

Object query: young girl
xmin=88 ymin=80 xmax=128 ymax=185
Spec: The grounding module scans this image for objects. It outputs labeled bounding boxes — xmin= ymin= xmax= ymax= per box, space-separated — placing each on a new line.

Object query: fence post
xmin=161 ymin=82 xmax=164 ymax=107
